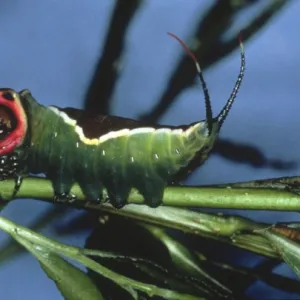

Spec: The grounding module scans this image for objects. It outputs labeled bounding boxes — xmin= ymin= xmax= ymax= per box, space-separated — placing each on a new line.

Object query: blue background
xmin=0 ymin=1 xmax=299 ymax=299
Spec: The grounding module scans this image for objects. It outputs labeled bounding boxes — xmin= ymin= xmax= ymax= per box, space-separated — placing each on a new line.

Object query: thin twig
xmin=84 ymin=0 xmax=142 ymax=114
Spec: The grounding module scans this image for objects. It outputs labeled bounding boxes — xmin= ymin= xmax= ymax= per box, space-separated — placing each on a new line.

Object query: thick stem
xmin=2 ymin=176 xmax=300 ymax=212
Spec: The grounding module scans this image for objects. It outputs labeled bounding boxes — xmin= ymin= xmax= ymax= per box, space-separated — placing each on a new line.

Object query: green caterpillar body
xmin=0 ymin=33 xmax=245 ymax=208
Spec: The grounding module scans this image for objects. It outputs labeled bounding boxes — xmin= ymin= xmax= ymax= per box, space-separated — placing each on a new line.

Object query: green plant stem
xmin=2 ymin=176 xmax=300 ymax=211
xmin=0 ymin=206 xmax=67 ymax=264
xmin=0 ymin=216 xmax=202 ymax=300
xmin=1 ymin=176 xmax=299 ymax=259
xmin=100 ymin=204 xmax=279 ymax=259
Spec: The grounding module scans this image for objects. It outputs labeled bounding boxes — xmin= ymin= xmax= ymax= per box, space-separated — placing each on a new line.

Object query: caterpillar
xmin=0 ymin=32 xmax=245 ymax=208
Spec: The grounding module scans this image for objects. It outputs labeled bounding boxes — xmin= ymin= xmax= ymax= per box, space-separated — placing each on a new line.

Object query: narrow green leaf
xmin=0 ymin=206 xmax=67 ymax=266
xmin=15 ymin=237 xmax=104 ymax=300
xmin=142 ymin=224 xmax=234 ymax=298
xmin=263 ymin=231 xmax=300 ymax=279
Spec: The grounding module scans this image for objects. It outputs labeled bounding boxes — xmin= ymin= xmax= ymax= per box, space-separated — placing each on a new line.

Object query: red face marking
xmin=0 ymin=89 xmax=28 ymax=156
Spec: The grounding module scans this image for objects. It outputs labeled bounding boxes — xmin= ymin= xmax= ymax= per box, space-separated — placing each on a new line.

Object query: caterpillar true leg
xmin=12 ymin=175 xmax=23 ymax=197
xmin=53 ymin=192 xmax=77 ymax=204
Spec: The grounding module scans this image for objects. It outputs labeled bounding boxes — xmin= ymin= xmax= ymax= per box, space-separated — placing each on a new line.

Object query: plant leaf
xmin=262 ymin=230 xmax=300 ymax=279
xmin=16 ymin=237 xmax=104 ymax=300
xmin=141 ymin=224 xmax=239 ymax=298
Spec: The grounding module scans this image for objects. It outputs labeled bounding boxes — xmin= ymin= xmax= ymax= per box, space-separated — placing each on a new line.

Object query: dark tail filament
xmin=167 ymin=32 xmax=213 ymax=133
xmin=217 ymin=33 xmax=245 ymax=130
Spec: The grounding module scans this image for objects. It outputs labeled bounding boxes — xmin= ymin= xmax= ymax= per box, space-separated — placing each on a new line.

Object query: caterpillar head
xmin=0 ymin=88 xmax=29 ymax=179
xmin=168 ymin=32 xmax=245 ymax=151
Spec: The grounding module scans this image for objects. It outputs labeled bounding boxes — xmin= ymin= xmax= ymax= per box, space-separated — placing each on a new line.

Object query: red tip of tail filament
xmin=167 ymin=32 xmax=197 ymax=64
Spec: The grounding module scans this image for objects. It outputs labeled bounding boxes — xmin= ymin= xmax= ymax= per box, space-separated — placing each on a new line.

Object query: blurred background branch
xmin=84 ymin=0 xmax=142 ymax=114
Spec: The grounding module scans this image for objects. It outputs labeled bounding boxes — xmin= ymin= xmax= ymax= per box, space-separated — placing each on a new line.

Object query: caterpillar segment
xmin=0 ymin=32 xmax=245 ymax=208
